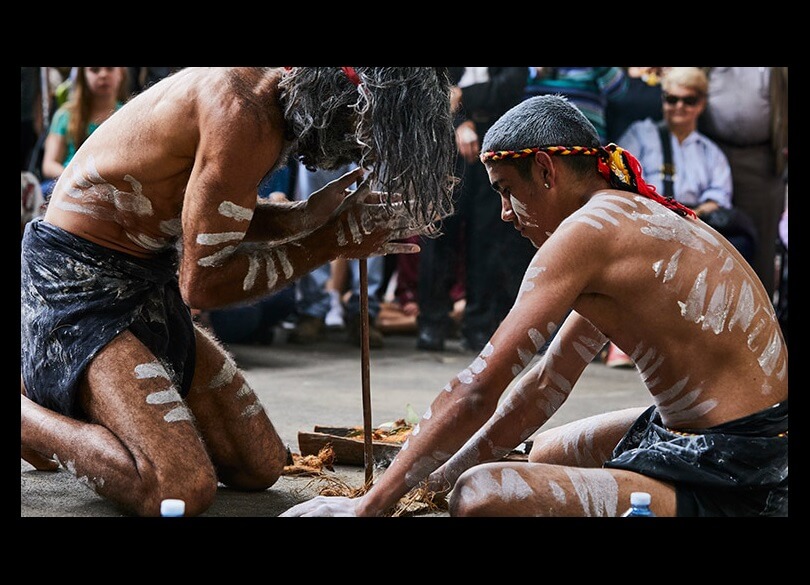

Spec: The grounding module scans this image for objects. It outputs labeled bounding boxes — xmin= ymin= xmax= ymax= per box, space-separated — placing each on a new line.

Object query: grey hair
xmin=482 ymin=94 xmax=600 ymax=153
xmin=279 ymin=67 xmax=457 ymax=229
xmin=481 ymin=94 xmax=601 ymax=178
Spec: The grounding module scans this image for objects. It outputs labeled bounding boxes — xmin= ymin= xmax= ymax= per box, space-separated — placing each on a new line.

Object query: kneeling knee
xmin=134 ymin=464 xmax=218 ymax=517
xmin=218 ymin=448 xmax=286 ymax=492
xmin=448 ymin=468 xmax=498 ymax=517
xmin=157 ymin=470 xmax=218 ymax=517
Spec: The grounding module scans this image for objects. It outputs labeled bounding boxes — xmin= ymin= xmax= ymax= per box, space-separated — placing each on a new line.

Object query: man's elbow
xmin=179 ymin=272 xmax=223 ymax=311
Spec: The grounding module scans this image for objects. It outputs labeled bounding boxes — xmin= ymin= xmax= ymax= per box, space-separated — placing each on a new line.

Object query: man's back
xmin=548 ymin=190 xmax=787 ymax=428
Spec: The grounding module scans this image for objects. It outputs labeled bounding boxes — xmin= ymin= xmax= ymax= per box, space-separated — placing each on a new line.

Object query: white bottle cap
xmin=160 ymin=498 xmax=186 ymax=517
xmin=630 ymin=492 xmax=651 ymax=506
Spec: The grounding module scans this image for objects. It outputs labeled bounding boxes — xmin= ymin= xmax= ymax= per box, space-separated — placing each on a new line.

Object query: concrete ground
xmin=21 ymin=326 xmax=650 ymax=518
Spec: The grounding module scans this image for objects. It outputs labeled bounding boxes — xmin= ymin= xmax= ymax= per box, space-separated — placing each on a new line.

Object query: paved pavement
xmin=20 ymin=326 xmax=649 ymax=518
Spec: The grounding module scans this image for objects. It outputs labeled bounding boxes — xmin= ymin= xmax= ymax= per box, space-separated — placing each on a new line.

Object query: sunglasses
xmin=663 ymin=93 xmax=701 ymax=106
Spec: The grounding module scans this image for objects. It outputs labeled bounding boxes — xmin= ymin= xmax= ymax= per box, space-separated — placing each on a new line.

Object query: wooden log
xmin=298 ymin=427 xmax=531 ymax=467
xmin=298 ymin=429 xmax=402 ymax=467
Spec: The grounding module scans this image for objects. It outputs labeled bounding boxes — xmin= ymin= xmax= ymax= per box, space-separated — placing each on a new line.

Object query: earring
xmin=544 ymin=182 xmax=550 ymax=189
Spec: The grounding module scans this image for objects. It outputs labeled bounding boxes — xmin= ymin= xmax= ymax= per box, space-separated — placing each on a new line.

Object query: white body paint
xmin=135 ymin=361 xmax=192 ymax=423
xmin=218 ymin=201 xmax=254 ymax=222
xmin=563 ymin=468 xmax=619 ymax=517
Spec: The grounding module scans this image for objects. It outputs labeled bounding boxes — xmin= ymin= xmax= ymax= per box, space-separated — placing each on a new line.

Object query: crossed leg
xmin=21 ymin=324 xmax=286 ymax=516
xmin=448 ymin=407 xmax=677 ymax=517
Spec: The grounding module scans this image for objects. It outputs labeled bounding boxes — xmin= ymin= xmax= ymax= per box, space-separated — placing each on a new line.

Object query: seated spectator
xmin=40 ymin=67 xmax=128 ymax=197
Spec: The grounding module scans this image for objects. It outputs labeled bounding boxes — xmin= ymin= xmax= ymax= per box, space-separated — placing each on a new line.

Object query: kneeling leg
xmin=184 ymin=325 xmax=287 ymax=490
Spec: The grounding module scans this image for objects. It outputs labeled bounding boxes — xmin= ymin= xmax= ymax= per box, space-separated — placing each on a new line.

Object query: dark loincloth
xmin=604 ymin=401 xmax=788 ymax=516
xmin=21 ymin=218 xmax=196 ymax=419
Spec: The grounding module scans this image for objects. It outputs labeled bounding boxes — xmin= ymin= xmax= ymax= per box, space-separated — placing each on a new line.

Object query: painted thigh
xmin=528 ymin=407 xmax=648 ymax=467
xmin=450 ymin=461 xmax=677 ymax=517
xmin=183 ymin=325 xmax=286 ymax=489
xmin=79 ymin=330 xmax=217 ymax=489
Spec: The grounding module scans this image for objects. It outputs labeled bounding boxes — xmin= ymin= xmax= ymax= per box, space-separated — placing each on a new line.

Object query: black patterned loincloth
xmin=21 ymin=219 xmax=196 ymax=419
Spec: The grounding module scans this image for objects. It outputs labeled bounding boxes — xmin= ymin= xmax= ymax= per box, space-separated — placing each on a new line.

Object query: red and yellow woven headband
xmin=480 ymin=144 xmax=696 ymax=218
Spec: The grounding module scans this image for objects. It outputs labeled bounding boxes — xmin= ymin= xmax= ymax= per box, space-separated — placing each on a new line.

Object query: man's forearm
xmin=244 ymin=199 xmax=311 ymax=244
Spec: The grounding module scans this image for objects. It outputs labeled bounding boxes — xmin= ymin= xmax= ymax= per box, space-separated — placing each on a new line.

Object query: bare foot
xmin=21 ymin=446 xmax=59 ymax=471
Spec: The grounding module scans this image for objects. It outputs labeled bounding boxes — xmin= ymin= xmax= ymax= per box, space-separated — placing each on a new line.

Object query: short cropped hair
xmin=481 ymin=94 xmax=601 ymax=179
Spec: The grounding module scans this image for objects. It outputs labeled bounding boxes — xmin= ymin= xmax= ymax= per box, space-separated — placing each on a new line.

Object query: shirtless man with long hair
xmin=21 ymin=67 xmax=456 ymax=517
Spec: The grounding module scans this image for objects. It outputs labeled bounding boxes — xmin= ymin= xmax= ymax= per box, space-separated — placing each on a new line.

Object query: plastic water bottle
xmin=621 ymin=492 xmax=655 ymax=517
xmin=160 ymin=498 xmax=186 ymax=517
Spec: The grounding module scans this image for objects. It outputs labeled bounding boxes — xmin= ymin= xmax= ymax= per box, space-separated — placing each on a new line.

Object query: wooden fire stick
xmin=359 ymin=258 xmax=374 ymax=487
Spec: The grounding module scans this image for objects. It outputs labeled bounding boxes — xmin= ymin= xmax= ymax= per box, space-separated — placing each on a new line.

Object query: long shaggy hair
xmin=279 ymin=67 xmax=457 ymax=229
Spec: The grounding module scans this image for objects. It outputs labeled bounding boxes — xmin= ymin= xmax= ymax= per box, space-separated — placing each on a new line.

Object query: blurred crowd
xmin=21 ymin=66 xmax=789 ymax=361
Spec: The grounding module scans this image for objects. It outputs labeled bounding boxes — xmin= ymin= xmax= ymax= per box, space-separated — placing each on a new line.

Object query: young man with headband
xmin=283 ymin=94 xmax=787 ymax=517
xmin=21 ymin=67 xmax=457 ymax=517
